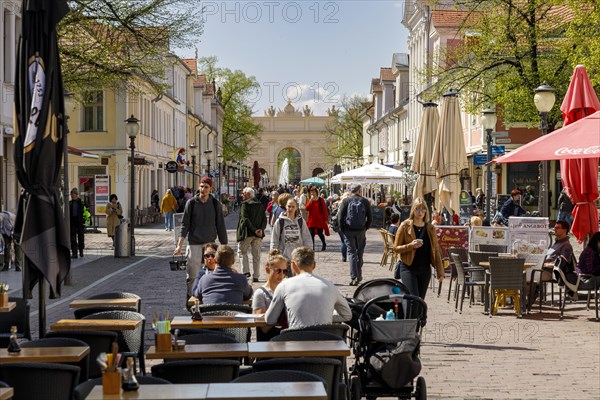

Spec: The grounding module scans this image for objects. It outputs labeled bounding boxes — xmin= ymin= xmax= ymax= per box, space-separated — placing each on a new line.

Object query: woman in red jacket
xmin=305 ymin=186 xmax=329 ymax=251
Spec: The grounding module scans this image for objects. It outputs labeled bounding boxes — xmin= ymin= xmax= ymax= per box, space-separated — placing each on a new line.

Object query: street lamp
xmin=534 ymin=82 xmax=556 ymax=217
xmin=217 ymin=153 xmax=223 ymax=194
xmin=189 ymin=143 xmax=197 ymax=189
xmin=378 ymin=148 xmax=385 ymax=164
xmin=481 ymin=108 xmax=497 ymax=221
xmin=368 ymin=154 xmax=374 ymax=164
xmin=204 ymin=150 xmax=213 ymax=176
xmin=125 ymin=115 xmax=140 ymax=257
xmin=402 ymin=138 xmax=410 ymax=201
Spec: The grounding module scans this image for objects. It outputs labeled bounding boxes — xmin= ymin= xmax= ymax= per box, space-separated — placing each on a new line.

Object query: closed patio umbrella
xmin=330 ymin=162 xmax=405 ymax=185
xmin=430 ymin=90 xmax=469 ymax=215
xmin=412 ymin=101 xmax=439 ymax=200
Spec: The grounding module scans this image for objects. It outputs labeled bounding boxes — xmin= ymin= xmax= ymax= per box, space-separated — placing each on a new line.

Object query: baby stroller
xmin=346 ymin=279 xmax=427 ymax=400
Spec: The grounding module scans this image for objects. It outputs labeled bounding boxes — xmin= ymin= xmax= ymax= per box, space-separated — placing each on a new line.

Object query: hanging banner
xmin=507 ymin=216 xmax=550 ymax=255
xmin=435 ymin=226 xmax=469 ymax=259
xmin=469 ymin=226 xmax=509 ymax=251
xmin=94 ymin=175 xmax=110 ymax=215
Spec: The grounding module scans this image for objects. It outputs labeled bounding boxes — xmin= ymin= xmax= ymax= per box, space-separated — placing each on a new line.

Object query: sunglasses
xmin=203 ymin=253 xmax=216 ymax=259
xmin=273 ymin=268 xmax=288 ymax=274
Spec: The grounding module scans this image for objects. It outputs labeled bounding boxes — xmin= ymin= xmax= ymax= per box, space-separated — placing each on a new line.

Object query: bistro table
xmin=0 ymin=302 xmax=16 ymax=313
xmin=248 ymin=340 xmax=350 ymax=358
xmin=0 ymin=346 xmax=89 ymax=363
xmin=50 ymin=319 xmax=142 ymax=331
xmin=170 ymin=315 xmax=267 ymax=329
xmin=69 ymin=298 xmax=140 ymax=309
xmin=0 ymin=387 xmax=14 ymax=400
xmin=146 ymin=343 xmax=248 ymax=360
xmin=479 ymin=261 xmax=536 ymax=269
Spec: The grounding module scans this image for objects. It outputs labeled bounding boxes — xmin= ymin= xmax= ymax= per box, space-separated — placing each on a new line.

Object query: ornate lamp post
xmin=534 ymin=82 xmax=556 ymax=217
xmin=125 ymin=115 xmax=140 ymax=257
xmin=481 ymin=108 xmax=497 ymax=221
xmin=367 ymin=154 xmax=374 ymax=164
xmin=189 ymin=142 xmax=197 ymax=189
xmin=402 ymin=138 xmax=410 ymax=201
xmin=217 ymin=153 xmax=223 ymax=194
xmin=378 ymin=148 xmax=385 ymax=164
xmin=204 ymin=150 xmax=213 ymax=176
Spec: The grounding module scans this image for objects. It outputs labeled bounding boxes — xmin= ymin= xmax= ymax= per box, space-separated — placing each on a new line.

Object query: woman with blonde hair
xmin=393 ymin=197 xmax=444 ymax=299
xmin=270 ymin=198 xmax=312 ymax=261
xmin=252 ymin=249 xmax=289 ymax=341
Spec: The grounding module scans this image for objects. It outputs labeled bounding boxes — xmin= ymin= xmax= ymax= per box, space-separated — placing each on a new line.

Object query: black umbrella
xmin=13 ymin=0 xmax=71 ymax=337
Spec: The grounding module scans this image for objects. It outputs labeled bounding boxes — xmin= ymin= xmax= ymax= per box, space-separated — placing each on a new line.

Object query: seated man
xmin=196 ymin=244 xmax=253 ymax=305
xmin=265 ymin=246 xmax=352 ymax=329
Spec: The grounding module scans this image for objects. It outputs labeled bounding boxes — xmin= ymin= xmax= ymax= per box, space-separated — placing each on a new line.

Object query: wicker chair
xmin=378 ymin=229 xmax=392 ymax=269
xmin=20 ymin=338 xmax=90 ymax=383
xmin=554 ymin=255 xmax=599 ymax=321
xmin=74 ymin=306 xmax=137 ymax=320
xmin=73 ymin=375 xmax=171 ymax=400
xmin=0 ymin=362 xmax=80 ymax=400
xmin=151 ymin=359 xmax=240 ymax=383
xmin=0 ymin=297 xmax=31 ymax=347
xmin=87 ymin=292 xmax=141 ymax=312
xmin=488 ymin=257 xmax=526 ymax=317
xmin=45 ymin=330 xmax=118 ymax=378
xmin=450 ymin=253 xmax=485 ymax=314
xmin=200 ymin=308 xmax=252 ymax=343
xmin=232 ymin=369 xmax=327 ymax=386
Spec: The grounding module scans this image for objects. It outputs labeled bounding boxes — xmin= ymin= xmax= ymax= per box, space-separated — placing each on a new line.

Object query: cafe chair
xmin=87 ymin=292 xmax=141 ymax=312
xmin=73 ymin=375 xmax=171 ymax=400
xmin=0 ymin=380 xmax=8 ymax=388
xmin=170 ymin=328 xmax=237 ymax=340
xmin=82 ymin=310 xmax=146 ymax=374
xmin=164 ymin=332 xmax=241 ymax=363
xmin=378 ymin=229 xmax=395 ymax=270
xmin=20 ymin=337 xmax=90 ymax=383
xmin=441 ymin=247 xmax=469 ymax=301
xmin=252 ymin=357 xmax=342 ymax=400
xmin=73 ymin=306 xmax=138 ymax=320
xmin=554 ymin=255 xmax=599 ymax=321
xmin=450 ymin=253 xmax=485 ymax=314
xmin=0 ymin=297 xmax=31 ymax=347
xmin=281 ymin=324 xmax=349 ymax=341
xmin=273 ymin=330 xmax=344 ymax=342
xmin=199 ymin=303 xmax=252 ymax=314
xmin=201 ymin=309 xmax=252 ymax=343
xmin=45 ymin=330 xmax=117 ymax=379
xmin=231 ymin=369 xmax=327 ymax=386
xmin=478 ymin=244 xmax=507 ymax=253
xmin=488 ymin=257 xmax=526 ymax=317
xmin=0 ymin=362 xmax=80 ymax=400
xmin=151 ymin=359 xmax=240 ymax=383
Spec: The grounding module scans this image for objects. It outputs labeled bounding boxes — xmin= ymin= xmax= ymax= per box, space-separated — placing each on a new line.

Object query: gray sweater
xmin=180 ymin=196 xmax=228 ymax=245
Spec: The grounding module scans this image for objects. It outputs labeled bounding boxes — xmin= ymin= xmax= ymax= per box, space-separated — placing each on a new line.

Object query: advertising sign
xmin=435 ymin=226 xmax=469 ymax=259
xmin=507 ymin=216 xmax=550 ymax=255
xmin=459 ymin=191 xmax=474 ymax=225
xmin=94 ymin=175 xmax=110 ymax=215
xmin=469 ymin=226 xmax=509 ymax=251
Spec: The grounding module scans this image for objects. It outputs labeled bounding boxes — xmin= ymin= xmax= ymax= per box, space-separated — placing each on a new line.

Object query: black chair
xmin=44 ymin=330 xmax=117 ymax=379
xmin=20 ymin=337 xmax=90 ymax=383
xmin=450 ymin=253 xmax=486 ymax=314
xmin=73 ymin=375 xmax=171 ymax=400
xmin=280 ymin=324 xmax=349 ymax=341
xmin=232 ymin=369 xmax=327 ymax=386
xmin=201 ymin=310 xmax=251 ymax=343
xmin=252 ymin=357 xmax=342 ymax=400
xmin=488 ymin=257 xmax=526 ymax=317
xmin=0 ymin=297 xmax=31 ymax=347
xmin=0 ymin=362 xmax=80 ymax=400
xmin=87 ymin=292 xmax=141 ymax=312
xmin=171 ymin=328 xmax=237 ymax=340
xmin=151 ymin=359 xmax=240 ymax=383
xmin=440 ymin=247 xmax=469 ymax=301
xmin=165 ymin=332 xmax=241 ymax=363
xmin=82 ymin=310 xmax=145 ymax=374
xmin=199 ymin=304 xmax=252 ymax=314
xmin=74 ymin=306 xmax=137 ymax=319
xmin=0 ymin=380 xmax=9 ymax=388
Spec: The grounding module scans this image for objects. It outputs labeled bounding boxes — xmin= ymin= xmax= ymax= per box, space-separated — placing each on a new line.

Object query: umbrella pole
xmin=38 ymin=279 xmax=46 ymax=338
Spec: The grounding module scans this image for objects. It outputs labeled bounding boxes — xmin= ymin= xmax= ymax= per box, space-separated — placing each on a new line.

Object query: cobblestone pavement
xmin=2 ymin=211 xmax=598 ymax=399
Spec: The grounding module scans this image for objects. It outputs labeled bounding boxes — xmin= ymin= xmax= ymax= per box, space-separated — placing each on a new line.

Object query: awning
xmin=68 ymin=145 xmax=99 ymax=159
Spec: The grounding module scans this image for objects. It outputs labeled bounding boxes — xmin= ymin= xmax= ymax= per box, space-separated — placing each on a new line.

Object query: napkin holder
xmin=155 ymin=333 xmax=172 ymax=352
xmin=102 ymin=369 xmax=122 ymax=395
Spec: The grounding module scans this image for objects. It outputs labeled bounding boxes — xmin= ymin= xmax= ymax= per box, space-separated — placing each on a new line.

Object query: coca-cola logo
xmin=555 ymin=146 xmax=600 ymax=156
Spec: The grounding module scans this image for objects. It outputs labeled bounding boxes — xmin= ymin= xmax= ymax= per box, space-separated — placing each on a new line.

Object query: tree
xmin=563 ymin=1 xmax=600 ymax=87
xmin=58 ymin=0 xmax=204 ymax=94
xmin=198 ymin=57 xmax=262 ymax=162
xmin=324 ymin=95 xmax=371 ymax=161
xmin=428 ymin=0 xmax=587 ymax=130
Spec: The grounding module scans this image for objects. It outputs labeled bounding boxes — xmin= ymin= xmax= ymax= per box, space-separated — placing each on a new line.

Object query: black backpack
xmin=345 ymin=196 xmax=366 ymax=230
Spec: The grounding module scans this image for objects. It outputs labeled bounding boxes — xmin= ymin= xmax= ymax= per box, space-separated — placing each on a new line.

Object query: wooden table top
xmin=0 ymin=387 xmax=14 ymax=400
xmin=50 ymin=319 xmax=142 ymax=331
xmin=479 ymin=261 xmax=536 ymax=269
xmin=69 ymin=298 xmax=139 ymax=309
xmin=146 ymin=343 xmax=248 ymax=360
xmin=85 ymin=384 xmax=209 ymax=399
xmin=0 ymin=302 xmax=16 ymax=313
xmin=171 ymin=315 xmax=267 ymax=329
xmin=0 ymin=346 xmax=89 ymax=363
xmin=248 ymin=340 xmax=351 ymax=358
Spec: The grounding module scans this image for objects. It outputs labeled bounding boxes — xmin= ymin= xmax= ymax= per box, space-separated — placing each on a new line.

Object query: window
xmin=82 ymin=90 xmax=104 ymax=131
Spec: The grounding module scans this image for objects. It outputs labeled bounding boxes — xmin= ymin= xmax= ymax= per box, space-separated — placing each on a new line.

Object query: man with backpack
xmin=338 ymin=184 xmax=372 ymax=286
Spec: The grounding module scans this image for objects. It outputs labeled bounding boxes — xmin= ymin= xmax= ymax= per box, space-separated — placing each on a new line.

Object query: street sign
xmin=473 ymin=154 xmax=488 ymax=165
xmin=165 ymin=161 xmax=178 ymax=173
xmin=495 ymin=138 xmax=512 ymax=144
xmin=491 ymin=131 xmax=509 ymax=138
xmin=491 ymin=146 xmax=505 ymax=155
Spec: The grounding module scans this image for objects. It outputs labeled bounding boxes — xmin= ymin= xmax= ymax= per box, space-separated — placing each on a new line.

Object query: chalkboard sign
xmin=370 ymin=206 xmax=385 ymax=229
xmin=459 ymin=204 xmax=474 ymax=225
xmin=399 ymin=205 xmax=411 ymax=223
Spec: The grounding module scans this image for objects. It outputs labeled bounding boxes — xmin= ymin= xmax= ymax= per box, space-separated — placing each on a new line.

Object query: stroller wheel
xmin=414 ymin=376 xmax=426 ymax=400
xmin=350 ymin=376 xmax=362 ymax=400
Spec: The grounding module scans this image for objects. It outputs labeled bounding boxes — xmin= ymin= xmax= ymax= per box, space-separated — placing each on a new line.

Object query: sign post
xmin=94 ymin=175 xmax=110 ymax=215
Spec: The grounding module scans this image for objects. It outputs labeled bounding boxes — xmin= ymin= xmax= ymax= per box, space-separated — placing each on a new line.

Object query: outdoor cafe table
xmin=0 ymin=387 xmax=13 ymax=400
xmin=478 ymin=261 xmax=537 ymax=269
xmin=0 ymin=346 xmax=89 ymax=363
xmin=146 ymin=343 xmax=249 ymax=360
xmin=0 ymin=302 xmax=16 ymax=313
xmin=170 ymin=315 xmax=267 ymax=329
xmin=69 ymin=298 xmax=140 ymax=309
xmin=49 ymin=319 xmax=142 ymax=331
xmin=85 ymin=382 xmax=327 ymax=399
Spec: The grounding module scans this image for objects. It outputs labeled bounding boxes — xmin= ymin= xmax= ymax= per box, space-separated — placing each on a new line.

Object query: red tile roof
xmin=431 ymin=10 xmax=471 ymax=28
xmin=371 ymin=78 xmax=382 ymax=93
xmin=380 ymin=67 xmax=395 ymax=82
xmin=182 ymin=58 xmax=197 ymax=74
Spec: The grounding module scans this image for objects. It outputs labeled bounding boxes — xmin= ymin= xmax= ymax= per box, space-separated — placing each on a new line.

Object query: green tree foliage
xmin=198 ymin=57 xmax=262 ymax=162
xmin=428 ymin=0 xmax=593 ymax=130
xmin=59 ymin=0 xmax=204 ymax=94
xmin=324 ymin=95 xmax=371 ymax=161
xmin=563 ymin=1 xmax=600 ymax=87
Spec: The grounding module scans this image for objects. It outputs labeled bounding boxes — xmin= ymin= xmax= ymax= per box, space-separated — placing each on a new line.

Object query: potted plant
xmin=0 ymin=282 xmax=8 ymax=307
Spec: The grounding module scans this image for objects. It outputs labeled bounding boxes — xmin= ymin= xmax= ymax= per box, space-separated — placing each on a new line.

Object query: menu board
xmin=370 ymin=206 xmax=385 ymax=229
xmin=435 ymin=226 xmax=469 ymax=259
xmin=507 ymin=216 xmax=549 ymax=255
xmin=469 ymin=226 xmax=509 ymax=251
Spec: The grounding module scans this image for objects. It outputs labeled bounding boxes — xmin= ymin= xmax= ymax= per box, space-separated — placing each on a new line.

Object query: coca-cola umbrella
xmin=559 ymin=65 xmax=600 ymax=243
xmin=13 ymin=0 xmax=71 ymax=336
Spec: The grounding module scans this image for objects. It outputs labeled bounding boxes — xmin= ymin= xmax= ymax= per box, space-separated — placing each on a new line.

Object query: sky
xmin=176 ymin=1 xmax=409 ymax=115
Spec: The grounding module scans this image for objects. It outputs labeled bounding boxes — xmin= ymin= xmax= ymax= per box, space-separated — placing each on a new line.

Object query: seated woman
xmin=196 ymin=245 xmax=253 ymax=305
xmin=252 ymin=249 xmax=288 ymax=341
xmin=576 ymin=232 xmax=600 ymax=290
xmin=191 ymin=243 xmax=218 ymax=299
xmin=388 ymin=213 xmax=400 ymax=235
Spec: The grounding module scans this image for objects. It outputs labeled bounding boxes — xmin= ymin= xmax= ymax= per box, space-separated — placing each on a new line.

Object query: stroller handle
xmin=359 ymin=293 xmax=428 ymax=321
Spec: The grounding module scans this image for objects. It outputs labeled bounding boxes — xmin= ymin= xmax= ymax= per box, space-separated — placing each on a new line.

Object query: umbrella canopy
xmin=252 ymin=161 xmax=260 ymax=188
xmin=330 ymin=162 xmax=405 ymax=184
xmin=492 ymin=111 xmax=600 ymax=163
xmin=412 ymin=102 xmax=439 ymax=200
xmin=13 ymin=0 xmax=71 ymax=308
xmin=299 ymin=177 xmax=326 ymax=186
xmin=559 ymin=65 xmax=600 ymax=242
xmin=430 ymin=92 xmax=469 ymax=214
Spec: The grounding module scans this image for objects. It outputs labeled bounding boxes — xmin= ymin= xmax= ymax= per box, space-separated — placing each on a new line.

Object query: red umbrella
xmin=253 ymin=161 xmax=260 ymax=188
xmin=559 ymin=65 xmax=600 ymax=243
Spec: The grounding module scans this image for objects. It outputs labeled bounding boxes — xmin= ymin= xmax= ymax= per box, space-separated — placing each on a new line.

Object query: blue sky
xmin=177 ymin=1 xmax=408 ymax=115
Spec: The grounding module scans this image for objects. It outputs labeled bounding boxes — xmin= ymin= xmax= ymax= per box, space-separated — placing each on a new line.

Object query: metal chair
xmin=450 ymin=253 xmax=485 ymax=314
xmin=87 ymin=292 xmax=141 ymax=312
xmin=151 ymin=359 xmax=240 ymax=383
xmin=73 ymin=375 xmax=171 ymax=400
xmin=478 ymin=244 xmax=507 ymax=253
xmin=20 ymin=337 xmax=90 ymax=383
xmin=73 ymin=306 xmax=137 ymax=320
xmin=0 ymin=362 xmax=80 ymax=400
xmin=554 ymin=255 xmax=599 ymax=321
xmin=0 ymin=297 xmax=31 ymax=347
xmin=488 ymin=257 xmax=526 ymax=317
xmin=440 ymin=247 xmax=469 ymax=301
xmin=45 ymin=330 xmax=118 ymax=378
xmin=82 ymin=310 xmax=146 ymax=374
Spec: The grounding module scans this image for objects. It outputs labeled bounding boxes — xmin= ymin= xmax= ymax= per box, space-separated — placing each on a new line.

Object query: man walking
xmin=338 ymin=184 xmax=372 ymax=286
xmin=69 ymin=188 xmax=85 ymax=258
xmin=175 ymin=177 xmax=228 ymax=297
xmin=237 ymin=187 xmax=267 ymax=282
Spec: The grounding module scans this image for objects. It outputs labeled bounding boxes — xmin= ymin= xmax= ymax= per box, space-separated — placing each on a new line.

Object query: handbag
xmin=169 ymin=255 xmax=187 ymax=271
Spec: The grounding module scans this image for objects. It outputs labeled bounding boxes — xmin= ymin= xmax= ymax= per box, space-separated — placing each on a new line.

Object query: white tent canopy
xmin=330 ymin=162 xmax=405 ymax=184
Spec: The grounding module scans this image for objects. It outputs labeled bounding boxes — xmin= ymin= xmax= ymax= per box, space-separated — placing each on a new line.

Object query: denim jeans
xmin=338 ymin=231 xmax=347 ymax=261
xmin=164 ymin=212 xmax=174 ymax=230
xmin=343 ymin=229 xmax=366 ymax=280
